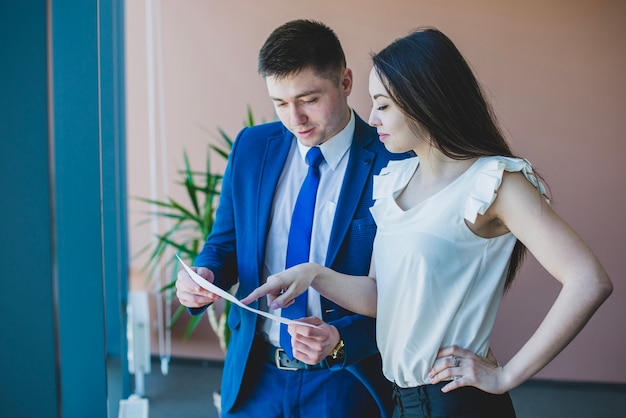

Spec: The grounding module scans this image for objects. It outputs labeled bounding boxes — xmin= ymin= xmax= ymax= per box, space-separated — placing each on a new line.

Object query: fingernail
xmin=271 ymin=302 xmax=279 ymax=310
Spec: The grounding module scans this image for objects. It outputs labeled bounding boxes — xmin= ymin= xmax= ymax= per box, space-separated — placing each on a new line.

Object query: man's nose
xmin=289 ymin=105 xmax=307 ymax=126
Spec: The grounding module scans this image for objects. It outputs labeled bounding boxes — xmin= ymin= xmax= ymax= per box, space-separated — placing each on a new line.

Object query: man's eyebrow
xmin=295 ymin=89 xmax=322 ymax=98
xmin=270 ymin=89 xmax=322 ymax=101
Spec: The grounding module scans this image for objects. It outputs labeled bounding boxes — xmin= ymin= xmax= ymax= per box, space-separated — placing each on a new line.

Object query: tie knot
xmin=306 ymin=147 xmax=324 ymax=168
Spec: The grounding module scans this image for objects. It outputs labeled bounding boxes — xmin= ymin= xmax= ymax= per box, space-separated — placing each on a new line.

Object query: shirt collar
xmin=295 ymin=109 xmax=354 ymax=171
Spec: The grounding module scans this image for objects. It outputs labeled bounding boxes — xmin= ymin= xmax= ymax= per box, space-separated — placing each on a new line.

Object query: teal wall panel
xmin=100 ymin=0 xmax=131 ymax=401
xmin=50 ymin=1 xmax=108 ymax=415
xmin=0 ymin=1 xmax=59 ymax=415
xmin=0 ymin=0 xmax=128 ymax=416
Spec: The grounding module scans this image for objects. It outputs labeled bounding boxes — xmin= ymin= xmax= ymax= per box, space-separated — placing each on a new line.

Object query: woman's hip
xmin=391 ymin=381 xmax=516 ymax=418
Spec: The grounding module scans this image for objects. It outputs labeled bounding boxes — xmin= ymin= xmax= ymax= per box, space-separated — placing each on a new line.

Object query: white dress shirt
xmin=260 ymin=111 xmax=355 ymax=346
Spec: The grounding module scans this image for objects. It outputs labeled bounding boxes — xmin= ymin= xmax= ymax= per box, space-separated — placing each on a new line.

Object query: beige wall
xmin=125 ymin=0 xmax=626 ymax=383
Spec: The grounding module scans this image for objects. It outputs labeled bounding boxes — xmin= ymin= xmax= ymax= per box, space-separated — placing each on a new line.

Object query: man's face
xmin=265 ymin=67 xmax=353 ymax=147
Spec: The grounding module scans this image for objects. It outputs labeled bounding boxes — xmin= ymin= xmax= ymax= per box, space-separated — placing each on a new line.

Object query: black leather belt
xmin=262 ymin=342 xmax=328 ymax=371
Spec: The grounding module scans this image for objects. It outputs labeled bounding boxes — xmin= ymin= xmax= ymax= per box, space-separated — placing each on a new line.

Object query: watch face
xmin=327 ymin=339 xmax=345 ymax=365
xmin=335 ymin=346 xmax=344 ymax=359
xmin=332 ymin=340 xmax=345 ymax=359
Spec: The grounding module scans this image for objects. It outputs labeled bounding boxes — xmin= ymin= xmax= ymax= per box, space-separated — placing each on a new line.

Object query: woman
xmin=243 ymin=27 xmax=612 ymax=417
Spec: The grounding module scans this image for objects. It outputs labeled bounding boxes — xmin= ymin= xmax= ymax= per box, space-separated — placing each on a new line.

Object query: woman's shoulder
xmin=474 ymin=156 xmax=546 ymax=194
xmin=372 ymin=156 xmax=419 ymax=200
xmin=464 ymin=156 xmax=548 ymax=223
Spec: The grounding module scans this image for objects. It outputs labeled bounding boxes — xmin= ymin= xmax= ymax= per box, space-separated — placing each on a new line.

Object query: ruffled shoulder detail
xmin=372 ymin=157 xmax=419 ymax=201
xmin=464 ymin=156 xmax=548 ymax=223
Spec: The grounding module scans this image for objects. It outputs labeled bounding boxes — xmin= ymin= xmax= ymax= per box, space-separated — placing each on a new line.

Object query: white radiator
xmin=118 ymin=394 xmax=149 ymax=418
xmin=126 ymin=291 xmax=150 ymax=397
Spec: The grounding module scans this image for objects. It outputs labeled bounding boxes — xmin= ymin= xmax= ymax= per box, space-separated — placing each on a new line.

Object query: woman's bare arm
xmin=241 ymin=262 xmax=378 ymax=317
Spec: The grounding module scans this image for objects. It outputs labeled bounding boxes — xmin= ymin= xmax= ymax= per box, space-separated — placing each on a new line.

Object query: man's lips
xmin=297 ymin=127 xmax=315 ymax=136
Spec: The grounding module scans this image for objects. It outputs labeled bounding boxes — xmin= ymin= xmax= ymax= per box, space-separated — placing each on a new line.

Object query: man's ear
xmin=341 ymin=67 xmax=353 ymax=96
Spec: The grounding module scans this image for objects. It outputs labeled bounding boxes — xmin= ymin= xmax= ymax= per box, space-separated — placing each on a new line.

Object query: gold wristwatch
xmin=327 ymin=338 xmax=345 ymax=365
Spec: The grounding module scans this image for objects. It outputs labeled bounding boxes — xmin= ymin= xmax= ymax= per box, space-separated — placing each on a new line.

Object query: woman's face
xmin=368 ymin=67 xmax=425 ymax=154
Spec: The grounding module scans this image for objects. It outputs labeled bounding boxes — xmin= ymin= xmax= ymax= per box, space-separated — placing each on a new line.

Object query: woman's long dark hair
xmin=372 ymin=27 xmax=531 ymax=290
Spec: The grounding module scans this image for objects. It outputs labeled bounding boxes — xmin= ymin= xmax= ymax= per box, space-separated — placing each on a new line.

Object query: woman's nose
xmin=368 ymin=109 xmax=380 ymax=127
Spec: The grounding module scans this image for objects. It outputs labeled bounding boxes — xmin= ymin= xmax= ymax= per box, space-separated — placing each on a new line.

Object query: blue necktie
xmin=280 ymin=146 xmax=324 ymax=358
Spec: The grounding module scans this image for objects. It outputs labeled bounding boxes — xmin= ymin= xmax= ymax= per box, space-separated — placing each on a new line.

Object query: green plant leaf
xmin=183 ymin=313 xmax=204 ymax=340
xmin=183 ymin=151 xmax=201 ymax=216
xmin=133 ymin=107 xmax=253 ymax=349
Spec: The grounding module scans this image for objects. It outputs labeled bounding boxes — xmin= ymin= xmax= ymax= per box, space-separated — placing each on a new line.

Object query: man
xmin=175 ymin=19 xmax=406 ymax=417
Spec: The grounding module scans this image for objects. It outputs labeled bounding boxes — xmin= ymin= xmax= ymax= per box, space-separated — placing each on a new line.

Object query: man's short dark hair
xmin=258 ymin=19 xmax=346 ymax=82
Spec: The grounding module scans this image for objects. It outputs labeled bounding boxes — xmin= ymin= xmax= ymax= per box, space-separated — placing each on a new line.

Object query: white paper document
xmin=176 ymin=254 xmax=318 ymax=328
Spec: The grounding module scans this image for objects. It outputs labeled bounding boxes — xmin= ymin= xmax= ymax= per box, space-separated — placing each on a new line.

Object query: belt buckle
xmin=275 ymin=348 xmax=299 ymax=371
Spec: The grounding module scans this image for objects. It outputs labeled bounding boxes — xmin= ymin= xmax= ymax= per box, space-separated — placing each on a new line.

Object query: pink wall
xmin=125 ymin=0 xmax=626 ymax=383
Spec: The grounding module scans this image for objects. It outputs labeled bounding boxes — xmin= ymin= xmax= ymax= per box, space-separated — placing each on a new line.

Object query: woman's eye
xmin=377 ymin=105 xmax=388 ymax=111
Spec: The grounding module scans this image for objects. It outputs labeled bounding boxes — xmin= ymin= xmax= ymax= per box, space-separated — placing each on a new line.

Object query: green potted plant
xmin=136 ymin=107 xmax=257 ymax=352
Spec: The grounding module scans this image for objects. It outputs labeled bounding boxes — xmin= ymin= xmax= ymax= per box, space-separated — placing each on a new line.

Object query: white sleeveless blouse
xmin=370 ymin=156 xmax=546 ymax=387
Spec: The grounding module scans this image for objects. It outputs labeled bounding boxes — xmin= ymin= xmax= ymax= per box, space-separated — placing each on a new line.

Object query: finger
xmin=269 ymin=288 xmax=300 ymax=309
xmin=294 ymin=346 xmax=325 ymax=365
xmin=241 ymin=275 xmax=296 ymax=307
xmin=177 ymin=290 xmax=209 ymax=308
xmin=429 ymin=355 xmax=461 ymax=380
xmin=176 ymin=271 xmax=211 ymax=298
xmin=288 ymin=322 xmax=314 ymax=338
xmin=292 ymin=333 xmax=326 ymax=364
xmin=293 ymin=344 xmax=321 ymax=365
xmin=269 ymin=294 xmax=295 ymax=310
xmin=266 ymin=293 xmax=278 ymax=307
xmin=205 ymin=292 xmax=221 ymax=303
xmin=191 ymin=284 xmax=219 ymax=300
xmin=176 ymin=276 xmax=199 ymax=296
xmin=295 ymin=316 xmax=324 ymax=326
xmin=436 ymin=345 xmax=473 ymax=359
xmin=435 ymin=354 xmax=461 ymax=369
xmin=240 ymin=282 xmax=276 ymax=304
xmin=440 ymin=377 xmax=466 ymax=393
xmin=292 ymin=330 xmax=324 ymax=350
xmin=176 ymin=270 xmax=194 ymax=290
xmin=429 ymin=365 xmax=460 ymax=385
xmin=289 ymin=321 xmax=322 ymax=339
xmin=190 ymin=267 xmax=219 ymax=294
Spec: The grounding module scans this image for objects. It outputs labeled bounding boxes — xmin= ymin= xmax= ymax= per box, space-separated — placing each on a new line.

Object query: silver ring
xmin=452 ymin=356 xmax=460 ymax=367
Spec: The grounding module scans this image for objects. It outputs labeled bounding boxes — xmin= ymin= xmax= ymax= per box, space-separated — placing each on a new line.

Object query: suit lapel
xmin=325 ymin=116 xmax=377 ymax=267
xmin=256 ymin=129 xmax=292 ymax=281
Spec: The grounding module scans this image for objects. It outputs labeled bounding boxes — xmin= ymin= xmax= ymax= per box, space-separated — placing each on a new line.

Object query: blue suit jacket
xmin=194 ymin=114 xmax=406 ymax=416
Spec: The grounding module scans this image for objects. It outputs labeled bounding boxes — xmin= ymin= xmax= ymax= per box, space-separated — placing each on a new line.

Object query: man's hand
xmin=175 ymin=266 xmax=221 ymax=308
xmin=288 ymin=316 xmax=341 ymax=365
